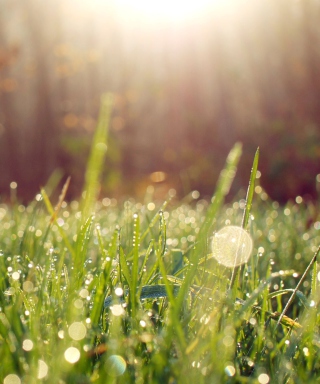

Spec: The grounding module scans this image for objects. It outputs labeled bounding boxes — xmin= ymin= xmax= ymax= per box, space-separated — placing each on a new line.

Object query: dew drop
xmin=225 ymin=365 xmax=235 ymax=377
xmin=106 ymin=355 xmax=127 ymax=377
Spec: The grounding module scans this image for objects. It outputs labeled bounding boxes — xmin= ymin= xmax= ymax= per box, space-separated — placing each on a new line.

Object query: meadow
xmin=0 ymin=99 xmax=319 ymax=383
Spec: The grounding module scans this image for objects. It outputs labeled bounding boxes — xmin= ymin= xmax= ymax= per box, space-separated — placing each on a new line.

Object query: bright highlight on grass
xmin=212 ymin=226 xmax=253 ymax=267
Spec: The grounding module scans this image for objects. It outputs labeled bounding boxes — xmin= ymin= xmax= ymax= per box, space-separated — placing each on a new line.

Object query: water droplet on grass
xmin=225 ymin=365 xmax=235 ymax=377
xmin=106 ymin=355 xmax=127 ymax=376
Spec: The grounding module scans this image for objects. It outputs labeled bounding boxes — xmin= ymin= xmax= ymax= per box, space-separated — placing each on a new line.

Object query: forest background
xmin=0 ymin=0 xmax=319 ymax=203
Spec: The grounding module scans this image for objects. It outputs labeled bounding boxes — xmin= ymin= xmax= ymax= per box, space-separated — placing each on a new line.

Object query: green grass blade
xmin=242 ymin=147 xmax=259 ymax=229
xmin=230 ymin=147 xmax=259 ymax=291
xmin=90 ymin=257 xmax=114 ymax=329
xmin=176 ymin=143 xmax=242 ymax=309
xmin=130 ymin=214 xmax=140 ymax=316
xmin=41 ymin=188 xmax=75 ymax=258
xmin=73 ymin=215 xmax=94 ymax=289
xmin=81 ymin=93 xmax=113 ymax=221
xmin=119 ymin=246 xmax=132 ymax=291
xmin=275 ymin=245 xmax=320 ymax=330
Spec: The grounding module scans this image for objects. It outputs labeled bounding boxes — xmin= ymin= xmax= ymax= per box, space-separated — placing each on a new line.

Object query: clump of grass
xmin=0 ymin=101 xmax=319 ymax=383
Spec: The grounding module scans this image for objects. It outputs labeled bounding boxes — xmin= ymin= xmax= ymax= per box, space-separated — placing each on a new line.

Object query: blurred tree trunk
xmin=301 ymin=0 xmax=320 ymax=125
xmin=21 ymin=0 xmax=60 ymax=197
xmin=0 ymin=7 xmax=21 ymax=193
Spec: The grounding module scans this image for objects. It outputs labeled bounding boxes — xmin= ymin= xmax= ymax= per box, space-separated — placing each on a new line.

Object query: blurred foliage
xmin=0 ymin=0 xmax=319 ymax=202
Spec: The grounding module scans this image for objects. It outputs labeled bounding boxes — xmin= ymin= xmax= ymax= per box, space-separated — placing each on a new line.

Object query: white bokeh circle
xmin=212 ymin=226 xmax=253 ymax=268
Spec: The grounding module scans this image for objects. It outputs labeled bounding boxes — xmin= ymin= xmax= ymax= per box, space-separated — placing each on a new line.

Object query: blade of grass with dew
xmin=95 ymin=225 xmax=105 ymax=256
xmin=242 ymin=147 xmax=259 ymax=229
xmin=275 ymin=245 xmax=320 ymax=330
xmin=42 ymin=168 xmax=64 ymax=197
xmin=155 ymin=213 xmax=187 ymax=351
xmin=72 ymin=215 xmax=94 ymax=290
xmin=138 ymin=240 xmax=154 ymax=283
xmin=129 ymin=214 xmax=140 ymax=317
xmin=90 ymin=256 xmax=115 ymax=330
xmin=284 ymin=248 xmax=320 ymax=365
xmin=229 ymin=147 xmax=259 ymax=294
xmin=80 ymin=93 xmax=113 ymax=222
xmin=311 ymin=257 xmax=318 ymax=297
xmin=268 ymin=289 xmax=308 ymax=308
xmin=41 ymin=188 xmax=75 ymax=258
xmin=140 ymin=201 xmax=170 ymax=243
xmin=50 ymin=176 xmax=71 ymax=224
xmin=176 ymin=143 xmax=242 ymax=311
xmin=119 ymin=246 xmax=133 ymax=292
xmin=71 ymin=93 xmax=112 ymax=291
xmin=159 ymin=143 xmax=242 ymax=356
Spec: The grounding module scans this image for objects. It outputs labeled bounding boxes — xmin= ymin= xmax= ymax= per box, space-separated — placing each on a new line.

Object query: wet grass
xmin=0 ymin=101 xmax=320 ymax=383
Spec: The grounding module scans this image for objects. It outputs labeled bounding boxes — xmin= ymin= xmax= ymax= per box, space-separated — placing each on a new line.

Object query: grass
xmin=0 ymin=100 xmax=320 ymax=383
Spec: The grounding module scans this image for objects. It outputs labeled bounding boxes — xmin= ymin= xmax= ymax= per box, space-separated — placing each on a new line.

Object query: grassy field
xmin=1 ymin=99 xmax=320 ymax=383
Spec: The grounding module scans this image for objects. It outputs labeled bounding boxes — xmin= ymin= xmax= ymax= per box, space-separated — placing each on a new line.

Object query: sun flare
xmin=78 ymin=0 xmax=242 ymax=25
xmin=116 ymin=0 xmax=216 ymax=22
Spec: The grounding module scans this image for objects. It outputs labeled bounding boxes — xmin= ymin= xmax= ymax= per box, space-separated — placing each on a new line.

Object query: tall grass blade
xmin=176 ymin=143 xmax=242 ymax=318
xmin=81 ymin=93 xmax=113 ymax=221
xmin=275 ymin=245 xmax=320 ymax=330
xmin=230 ymin=147 xmax=259 ymax=291
xmin=41 ymin=187 xmax=75 ymax=258
xmin=130 ymin=214 xmax=140 ymax=316
xmin=242 ymin=147 xmax=259 ymax=229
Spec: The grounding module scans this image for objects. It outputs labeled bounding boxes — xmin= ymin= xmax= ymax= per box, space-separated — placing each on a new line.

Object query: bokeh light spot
xmin=258 ymin=373 xmax=269 ymax=384
xmin=12 ymin=272 xmax=20 ymax=280
xmin=115 ymin=287 xmax=124 ymax=296
xmin=212 ymin=226 xmax=253 ymax=267
xmin=37 ymin=360 xmax=48 ymax=379
xmin=4 ymin=374 xmax=21 ymax=384
xmin=22 ymin=339 xmax=34 ymax=351
xmin=110 ymin=304 xmax=125 ymax=316
xmin=68 ymin=322 xmax=87 ymax=340
xmin=64 ymin=347 xmax=81 ymax=363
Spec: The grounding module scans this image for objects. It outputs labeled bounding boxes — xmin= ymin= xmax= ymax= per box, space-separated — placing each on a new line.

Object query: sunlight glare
xmin=116 ymin=0 xmax=216 ymax=22
xmin=78 ymin=0 xmax=243 ymax=25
